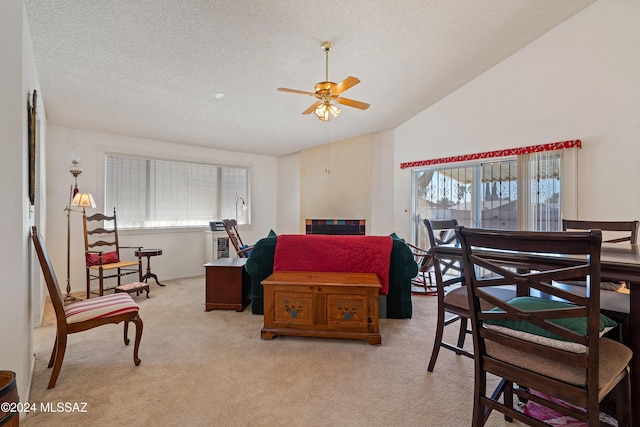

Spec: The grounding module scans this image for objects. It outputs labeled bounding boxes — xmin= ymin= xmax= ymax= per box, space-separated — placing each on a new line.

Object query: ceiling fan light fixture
xmin=328 ymin=103 xmax=341 ymax=118
xmin=315 ymin=103 xmax=330 ymax=121
xmin=315 ymin=101 xmax=341 ymax=121
xmin=278 ymin=41 xmax=369 ymax=120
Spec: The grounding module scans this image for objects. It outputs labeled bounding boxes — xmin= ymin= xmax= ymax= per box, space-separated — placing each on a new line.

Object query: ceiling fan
xmin=278 ymin=41 xmax=370 ymax=121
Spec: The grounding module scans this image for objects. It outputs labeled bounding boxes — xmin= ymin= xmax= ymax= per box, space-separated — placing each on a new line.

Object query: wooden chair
xmin=83 ymin=208 xmax=142 ymax=299
xmin=425 ymin=219 xmax=516 ymax=372
xmin=222 ymin=219 xmax=253 ymax=258
xmin=561 ymin=219 xmax=638 ymax=344
xmin=562 ymin=219 xmax=639 ymax=244
xmin=405 ymin=242 xmax=436 ymax=295
xmin=31 ymin=226 xmax=143 ymax=389
xmin=562 ymin=219 xmax=638 ymax=289
xmin=456 ymin=226 xmax=631 ymax=426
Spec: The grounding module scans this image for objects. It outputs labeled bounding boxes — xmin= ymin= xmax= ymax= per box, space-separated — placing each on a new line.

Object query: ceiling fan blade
xmin=302 ymin=101 xmax=322 ymax=115
xmin=337 ymin=97 xmax=370 ymax=110
xmin=277 ymin=87 xmax=316 ymax=96
xmin=333 ymin=76 xmax=360 ymax=95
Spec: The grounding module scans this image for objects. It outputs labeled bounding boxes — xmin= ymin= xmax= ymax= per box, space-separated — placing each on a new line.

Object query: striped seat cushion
xmin=65 ymin=293 xmax=139 ymax=324
xmin=115 ymin=282 xmax=148 ymax=292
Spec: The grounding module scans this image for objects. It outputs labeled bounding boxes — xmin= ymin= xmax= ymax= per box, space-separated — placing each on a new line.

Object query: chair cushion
xmin=240 ymin=244 xmax=252 ymax=257
xmin=485 ymin=296 xmax=617 ymax=341
xmin=86 ymin=251 xmax=120 ymax=266
xmin=486 ymin=337 xmax=631 ymax=395
xmin=114 ymin=282 xmax=149 ymax=292
xmin=65 ymin=293 xmax=139 ymax=324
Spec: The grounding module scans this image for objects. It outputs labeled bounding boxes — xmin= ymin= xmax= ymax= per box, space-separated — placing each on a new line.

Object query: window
xmin=413 ymin=152 xmax=566 ymax=248
xmin=106 ymin=154 xmax=249 ymax=229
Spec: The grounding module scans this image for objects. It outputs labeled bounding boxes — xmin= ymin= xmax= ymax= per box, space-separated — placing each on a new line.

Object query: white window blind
xmin=106 ymin=154 xmax=249 ymax=229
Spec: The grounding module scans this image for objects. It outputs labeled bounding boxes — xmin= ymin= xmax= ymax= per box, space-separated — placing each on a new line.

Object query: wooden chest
xmin=261 ymin=271 xmax=381 ymax=345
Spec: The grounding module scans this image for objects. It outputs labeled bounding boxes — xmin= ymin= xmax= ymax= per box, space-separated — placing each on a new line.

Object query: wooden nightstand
xmin=204 ymin=258 xmax=250 ymax=311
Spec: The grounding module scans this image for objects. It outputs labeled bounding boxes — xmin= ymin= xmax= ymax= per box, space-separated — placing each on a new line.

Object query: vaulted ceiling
xmin=25 ymin=0 xmax=595 ymax=157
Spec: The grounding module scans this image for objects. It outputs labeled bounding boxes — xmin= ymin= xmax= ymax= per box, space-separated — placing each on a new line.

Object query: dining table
xmin=433 ymin=242 xmax=639 ymax=424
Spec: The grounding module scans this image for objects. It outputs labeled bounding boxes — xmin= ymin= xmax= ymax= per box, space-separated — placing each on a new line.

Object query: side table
xmin=135 ymin=248 xmax=164 ymax=286
xmin=204 ymin=258 xmax=250 ymax=311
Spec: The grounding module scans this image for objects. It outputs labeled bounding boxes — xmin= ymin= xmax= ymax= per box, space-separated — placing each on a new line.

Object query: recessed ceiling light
xmin=214 ymin=92 xmax=225 ymax=100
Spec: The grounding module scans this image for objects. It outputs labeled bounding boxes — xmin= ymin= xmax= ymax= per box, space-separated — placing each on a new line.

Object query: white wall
xmin=276 ymin=130 xmax=396 ymax=237
xmin=276 ymin=153 xmax=300 ymax=234
xmin=299 ymin=135 xmax=372 ymax=233
xmin=45 ymin=126 xmax=278 ymax=294
xmin=370 ymin=130 xmax=396 ymax=236
xmin=0 ymin=0 xmax=46 ymax=405
xmin=393 ymin=0 xmax=640 ymax=241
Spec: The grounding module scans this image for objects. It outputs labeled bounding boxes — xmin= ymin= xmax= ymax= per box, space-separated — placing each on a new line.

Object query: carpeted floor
xmin=23 ymin=276 xmax=528 ymax=426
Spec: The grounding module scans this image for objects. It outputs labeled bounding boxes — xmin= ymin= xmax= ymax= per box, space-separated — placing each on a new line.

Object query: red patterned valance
xmin=400 ymin=139 xmax=581 ymax=169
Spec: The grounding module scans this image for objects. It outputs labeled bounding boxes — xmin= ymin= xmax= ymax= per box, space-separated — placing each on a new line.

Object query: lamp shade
xmin=71 ymin=192 xmax=96 ymax=208
xmin=328 ymin=103 xmax=341 ymax=118
xmin=315 ymin=103 xmax=329 ymax=121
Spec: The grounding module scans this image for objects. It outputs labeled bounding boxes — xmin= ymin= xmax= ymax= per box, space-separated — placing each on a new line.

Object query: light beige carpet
xmin=23 ymin=276 xmax=521 ymax=427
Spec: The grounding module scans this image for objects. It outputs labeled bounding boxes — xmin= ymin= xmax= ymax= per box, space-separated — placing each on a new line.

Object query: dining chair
xmin=31 ymin=226 xmax=143 ymax=389
xmin=83 ymin=208 xmax=142 ymax=299
xmin=561 ymin=219 xmax=637 ymax=344
xmin=456 ymin=226 xmax=631 ymax=426
xmin=562 ymin=219 xmax=639 ymax=244
xmin=424 ymin=219 xmax=515 ymax=372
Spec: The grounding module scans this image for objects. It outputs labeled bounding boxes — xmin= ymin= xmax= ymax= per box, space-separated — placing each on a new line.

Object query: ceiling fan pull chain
xmin=325 ymin=122 xmax=331 ymax=174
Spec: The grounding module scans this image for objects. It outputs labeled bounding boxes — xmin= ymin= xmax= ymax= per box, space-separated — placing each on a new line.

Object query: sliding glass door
xmin=412 ymin=153 xmax=562 ymax=248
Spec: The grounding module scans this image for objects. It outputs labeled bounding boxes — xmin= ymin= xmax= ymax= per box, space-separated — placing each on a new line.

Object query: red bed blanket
xmin=273 ymin=234 xmax=393 ymax=295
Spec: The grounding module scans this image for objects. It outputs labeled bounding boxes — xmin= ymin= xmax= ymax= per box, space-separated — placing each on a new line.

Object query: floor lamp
xmin=64 ymin=191 xmax=96 ymax=303
xmin=64 ymin=155 xmax=96 ymax=303
xmin=64 ymin=158 xmax=82 ymax=303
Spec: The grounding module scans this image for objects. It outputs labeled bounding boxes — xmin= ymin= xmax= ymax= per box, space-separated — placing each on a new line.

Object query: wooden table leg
xmin=140 ymin=255 xmax=164 ymax=286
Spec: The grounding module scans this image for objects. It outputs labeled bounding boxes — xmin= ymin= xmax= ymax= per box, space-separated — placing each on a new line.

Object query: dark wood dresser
xmin=204 ymin=258 xmax=250 ymax=312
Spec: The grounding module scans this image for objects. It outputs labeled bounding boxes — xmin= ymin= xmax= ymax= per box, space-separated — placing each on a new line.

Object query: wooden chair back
xmin=456 ymin=226 xmax=630 ymax=425
xmin=31 ymin=226 xmax=66 ymax=328
xmin=222 ymin=219 xmax=252 ymax=257
xmin=424 ymin=219 xmax=463 ymax=286
xmin=562 ymin=219 xmax=639 ymax=244
xmin=82 ymin=208 xmax=142 ymax=298
xmin=83 ymin=207 xmax=123 ymax=257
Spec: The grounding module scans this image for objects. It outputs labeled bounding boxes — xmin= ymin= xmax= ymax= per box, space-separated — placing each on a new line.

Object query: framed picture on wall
xmin=28 ymin=90 xmax=37 ymax=205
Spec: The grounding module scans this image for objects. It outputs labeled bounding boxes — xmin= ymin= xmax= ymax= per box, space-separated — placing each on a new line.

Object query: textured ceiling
xmin=25 ymin=0 xmax=595 ymax=157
